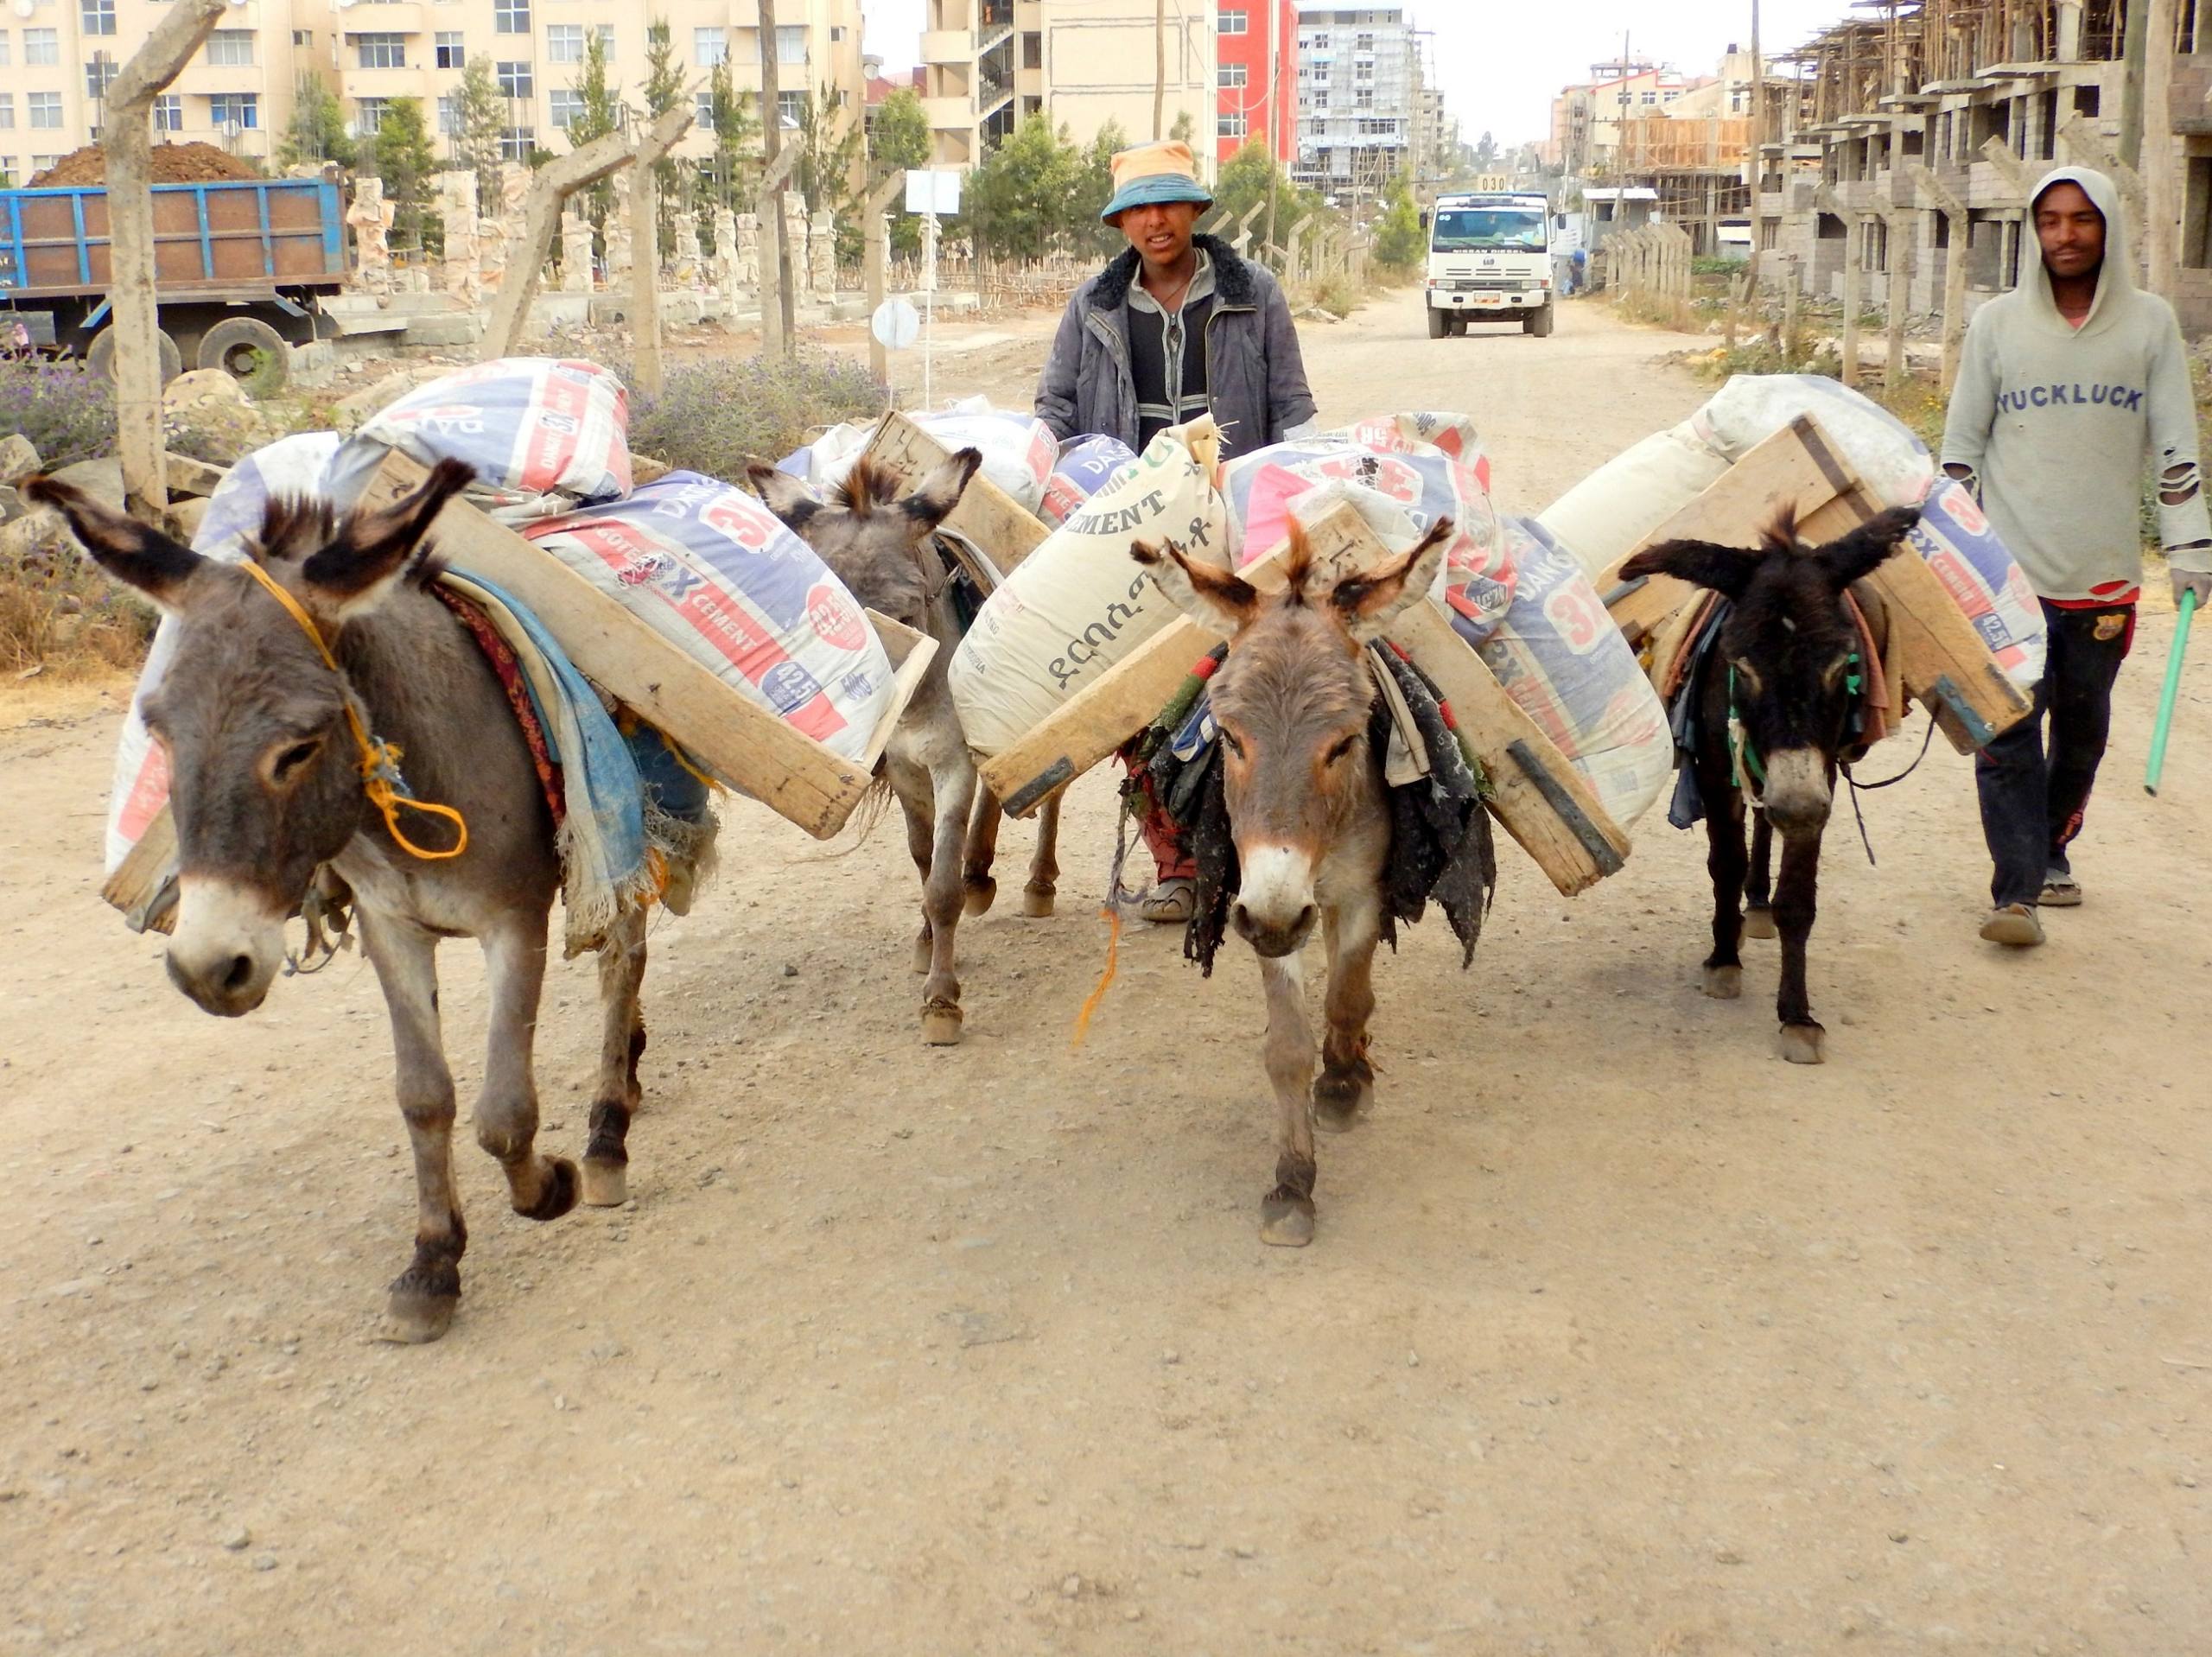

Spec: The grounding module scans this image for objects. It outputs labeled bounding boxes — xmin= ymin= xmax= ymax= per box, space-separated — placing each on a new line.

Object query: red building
xmin=1216 ymin=0 xmax=1298 ymax=167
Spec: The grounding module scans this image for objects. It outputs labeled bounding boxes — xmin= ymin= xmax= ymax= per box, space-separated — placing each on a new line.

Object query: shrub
xmin=611 ymin=347 xmax=887 ymax=480
xmin=1 ymin=524 xmax=158 ymax=678
xmin=0 ymin=361 xmax=116 ymax=471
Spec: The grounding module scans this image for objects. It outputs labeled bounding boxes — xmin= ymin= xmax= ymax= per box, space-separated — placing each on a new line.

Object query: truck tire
xmin=197 ymin=317 xmax=291 ymax=397
xmin=85 ymin=327 xmax=184 ymax=387
xmin=1449 ymin=314 xmax=1469 ymax=337
xmin=1524 ymin=302 xmax=1556 ymax=338
xmin=1427 ymin=307 xmax=1448 ymax=340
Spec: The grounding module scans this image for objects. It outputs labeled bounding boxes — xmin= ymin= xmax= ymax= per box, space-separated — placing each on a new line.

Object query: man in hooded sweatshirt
xmin=1941 ymin=166 xmax=2212 ymax=948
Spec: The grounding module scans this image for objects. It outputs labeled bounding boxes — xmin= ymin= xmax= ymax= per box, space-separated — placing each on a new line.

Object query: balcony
xmin=924 ymin=93 xmax=977 ymax=130
xmin=922 ymin=29 xmax=974 ymax=66
xmin=340 ymin=3 xmax=427 ymax=35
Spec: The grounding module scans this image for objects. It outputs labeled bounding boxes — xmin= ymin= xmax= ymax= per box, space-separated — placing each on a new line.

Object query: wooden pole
xmin=2119 ymin=0 xmax=2148 ymax=169
xmin=1782 ymin=250 xmax=1800 ymax=362
xmin=630 ymin=156 xmax=664 ymax=399
xmin=862 ymin=169 xmax=906 ymax=382
xmin=102 ymin=0 xmax=229 ymax=524
xmin=1841 ymin=216 xmax=1863 ymax=385
xmin=1154 ymin=0 xmax=1167 ymax=140
xmin=1885 ymin=210 xmax=1908 ymax=389
xmin=2141 ymin=0 xmax=2179 ymax=299
xmin=1939 ymin=209 xmax=1968 ymax=390
xmin=759 ymin=0 xmax=796 ymax=357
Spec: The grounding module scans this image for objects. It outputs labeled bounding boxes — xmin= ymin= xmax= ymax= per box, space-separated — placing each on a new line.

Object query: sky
xmin=859 ymin=0 xmax=1855 ymax=149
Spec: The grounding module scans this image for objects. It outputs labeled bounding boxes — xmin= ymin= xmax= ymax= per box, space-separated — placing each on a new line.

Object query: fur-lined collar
xmin=1087 ymin=234 xmax=1259 ymax=312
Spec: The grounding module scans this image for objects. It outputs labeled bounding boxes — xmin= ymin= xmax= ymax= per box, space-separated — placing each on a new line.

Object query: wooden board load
xmin=1596 ymin=414 xmax=2031 ymax=753
xmin=857 ymin=410 xmax=1052 ymax=574
xmin=976 ymin=498 xmax=1632 ymax=898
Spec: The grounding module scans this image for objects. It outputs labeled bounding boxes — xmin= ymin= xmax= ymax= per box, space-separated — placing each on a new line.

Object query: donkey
xmin=748 ymin=453 xmax=1062 ymax=1046
xmin=1130 ymin=515 xmax=1455 ymax=1246
xmin=1619 ymin=505 xmax=1920 ymax=1063
xmin=27 ymin=465 xmax=650 ymax=1342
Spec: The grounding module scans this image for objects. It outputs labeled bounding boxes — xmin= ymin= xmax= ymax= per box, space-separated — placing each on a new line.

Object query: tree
xmin=565 ymin=29 xmax=624 ymax=232
xmin=1168 ymin=108 xmax=1197 ymax=149
xmin=871 ymin=86 xmax=929 ymax=258
xmin=642 ymin=20 xmax=690 ymax=263
xmin=1209 ymin=139 xmax=1325 ymax=267
xmin=1371 ymin=171 xmax=1424 ymax=271
xmin=795 ymin=82 xmax=862 ymax=217
xmin=278 ymin=77 xmax=357 ymax=170
xmin=703 ymin=60 xmax=760 ymax=214
xmin=961 ymin=117 xmax=1085 ymax=261
xmin=372 ymin=98 xmax=439 ymax=256
xmin=454 ymin=56 xmax=508 ymax=213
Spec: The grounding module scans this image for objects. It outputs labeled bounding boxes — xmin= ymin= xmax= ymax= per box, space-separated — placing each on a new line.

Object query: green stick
xmin=2145 ymin=587 xmax=2198 ymax=796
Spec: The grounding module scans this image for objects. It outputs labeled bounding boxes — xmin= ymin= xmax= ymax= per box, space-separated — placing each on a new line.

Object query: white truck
xmin=1423 ymin=191 xmax=1555 ymax=339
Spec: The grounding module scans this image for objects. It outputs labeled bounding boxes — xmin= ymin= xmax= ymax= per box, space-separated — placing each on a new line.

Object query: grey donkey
xmin=28 ymin=464 xmax=651 ymax=1342
xmin=748 ymin=451 xmax=1061 ymax=1045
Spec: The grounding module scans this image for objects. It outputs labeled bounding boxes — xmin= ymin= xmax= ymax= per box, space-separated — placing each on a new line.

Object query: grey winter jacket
xmin=1033 ymin=235 xmax=1317 ymax=461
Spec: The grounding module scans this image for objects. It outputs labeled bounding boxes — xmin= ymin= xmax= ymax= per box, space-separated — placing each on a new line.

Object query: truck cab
xmin=1424 ymin=191 xmax=1554 ymax=339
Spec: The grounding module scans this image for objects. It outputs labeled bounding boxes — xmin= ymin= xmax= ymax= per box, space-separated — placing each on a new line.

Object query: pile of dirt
xmin=28 ymin=143 xmax=261 ymax=189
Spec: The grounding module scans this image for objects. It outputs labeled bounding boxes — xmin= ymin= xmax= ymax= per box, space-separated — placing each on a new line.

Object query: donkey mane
xmin=250 ymin=493 xmax=449 ymax=590
xmin=834 ymin=457 xmax=901 ymax=517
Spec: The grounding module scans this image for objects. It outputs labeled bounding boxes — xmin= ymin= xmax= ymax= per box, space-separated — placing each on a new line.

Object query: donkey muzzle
xmin=167 ymin=876 xmax=287 ymax=1018
xmin=1231 ymin=843 xmax=1320 ymax=960
xmin=1761 ymin=747 xmax=1833 ymax=835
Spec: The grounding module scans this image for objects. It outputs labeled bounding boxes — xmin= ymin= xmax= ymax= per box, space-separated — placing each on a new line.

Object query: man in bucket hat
xmin=1035 ymin=139 xmax=1319 ymax=923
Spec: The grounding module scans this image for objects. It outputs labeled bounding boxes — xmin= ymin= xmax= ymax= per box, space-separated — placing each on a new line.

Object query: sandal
xmin=2039 ymin=874 xmax=2083 ymax=908
xmin=1135 ymin=877 xmax=1195 ymax=924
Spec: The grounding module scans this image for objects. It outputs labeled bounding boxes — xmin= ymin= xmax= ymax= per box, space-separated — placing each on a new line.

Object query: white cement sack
xmin=1535 ymin=423 xmax=1730 ymax=580
xmin=1690 ymin=373 xmax=1936 ymax=508
xmin=1910 ymin=479 xmax=2047 ymax=690
xmin=105 ymin=433 xmax=344 ymax=874
xmin=804 ymin=400 xmax=1058 ymax=515
xmin=949 ymin=418 xmax=1228 ymax=757
xmin=523 ymin=473 xmax=896 ymax=766
xmin=326 ymin=357 xmax=632 ymax=524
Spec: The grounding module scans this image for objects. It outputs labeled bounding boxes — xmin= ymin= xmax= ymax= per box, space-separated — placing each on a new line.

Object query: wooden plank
xmin=163 ymin=452 xmax=230 ymax=499
xmin=359 ymin=449 xmax=918 ymax=840
xmin=981 ymin=502 xmax=1631 ymax=898
xmin=101 ymin=803 xmax=179 ymax=933
xmin=859 ymin=410 xmax=1052 ymax=574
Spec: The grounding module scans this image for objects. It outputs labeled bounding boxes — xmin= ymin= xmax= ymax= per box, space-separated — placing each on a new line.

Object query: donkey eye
xmin=1325 ymin=733 xmax=1358 ymax=765
xmin=270 ymin=739 xmax=322 ymax=784
xmin=1732 ymin=658 xmax=1764 ymax=695
xmin=1221 ymin=729 xmax=1246 ymax=759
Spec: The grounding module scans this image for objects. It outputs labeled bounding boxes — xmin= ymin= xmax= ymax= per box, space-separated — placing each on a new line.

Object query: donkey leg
xmin=360 ymin=913 xmax=467 ymax=1343
xmin=1743 ymin=809 xmax=1778 ymax=939
xmin=1773 ymin=828 xmax=1827 ymax=1064
xmin=962 ymin=784 xmax=1004 ymax=917
xmin=1256 ymin=953 xmax=1319 ymax=1247
xmin=474 ymin=910 xmax=580 ymax=1222
xmin=1313 ymin=896 xmax=1380 ymax=1134
xmin=891 ymin=756 xmax=937 ymax=975
xmin=1021 ymin=792 xmax=1062 ymax=918
xmin=582 ymin=905 xmax=649 ymax=1206
xmin=1702 ymin=796 xmax=1751 ymax=1000
xmin=918 ymin=755 xmax=978 ymax=1044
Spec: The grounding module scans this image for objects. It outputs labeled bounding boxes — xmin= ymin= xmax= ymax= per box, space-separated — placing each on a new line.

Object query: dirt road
xmin=5 ymin=289 xmax=2209 ymax=1656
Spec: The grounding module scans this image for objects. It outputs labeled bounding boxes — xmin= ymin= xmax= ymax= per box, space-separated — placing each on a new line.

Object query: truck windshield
xmin=1431 ymin=209 xmax=1546 ymax=252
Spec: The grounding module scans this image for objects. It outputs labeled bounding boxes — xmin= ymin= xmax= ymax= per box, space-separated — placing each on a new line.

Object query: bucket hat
xmin=1099 ymin=140 xmax=1214 ymax=223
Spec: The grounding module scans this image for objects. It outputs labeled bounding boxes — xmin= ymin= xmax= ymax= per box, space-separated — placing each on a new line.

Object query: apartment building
xmin=1291 ymin=2 xmax=1415 ymax=198
xmin=1216 ymin=0 xmax=1294 ymax=166
xmin=0 ymin=0 xmax=336 ymax=186
xmin=1544 ymin=57 xmax=1700 ymax=178
xmin=332 ymin=0 xmax=863 ymax=175
xmin=919 ymin=0 xmax=1012 ymax=168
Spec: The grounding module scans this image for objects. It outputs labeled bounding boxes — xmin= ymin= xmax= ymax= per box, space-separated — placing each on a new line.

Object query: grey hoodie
xmin=1940 ymin=165 xmax=2211 ymax=601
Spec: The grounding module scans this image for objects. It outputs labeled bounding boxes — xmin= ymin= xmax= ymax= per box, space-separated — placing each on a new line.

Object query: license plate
xmin=1474 ymin=294 xmax=1505 ymax=307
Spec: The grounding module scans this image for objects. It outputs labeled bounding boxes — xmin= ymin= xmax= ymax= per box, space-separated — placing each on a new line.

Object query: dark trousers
xmin=1975 ymin=599 xmax=2135 ymax=907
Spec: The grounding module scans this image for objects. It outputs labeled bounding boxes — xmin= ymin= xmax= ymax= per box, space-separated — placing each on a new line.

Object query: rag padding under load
xmin=948 ymin=417 xmax=1228 ymax=757
xmin=1909 ymin=479 xmax=2047 ymax=690
xmin=1534 ymin=422 xmax=1731 ymax=580
xmin=105 ymin=431 xmax=346 ymax=874
xmin=326 ymin=358 xmax=632 ymax=524
xmin=1689 ymin=373 xmax=1936 ymax=509
xmin=523 ymin=472 xmax=896 ymax=766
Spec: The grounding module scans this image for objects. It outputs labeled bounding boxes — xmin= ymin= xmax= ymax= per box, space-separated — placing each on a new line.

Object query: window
xmin=777 ymin=89 xmax=801 ymax=129
xmin=0 ymin=34 xmax=10 ymax=69
xmin=25 ymin=28 xmax=57 ymax=66
xmin=1220 ymin=8 xmax=1247 ymax=34
xmin=498 ymin=124 xmax=535 ymax=161
xmin=1639 ymin=89 xmax=1656 ymax=105
xmin=830 ymin=23 xmax=844 ymax=41
xmin=357 ymin=96 xmax=390 ymax=133
xmin=597 ymin=25 xmax=614 ymax=60
xmin=85 ymin=59 xmax=118 ymax=100
xmin=208 ymin=92 xmax=258 ymax=130
xmin=0 ymin=96 xmax=12 ymax=130
xmin=435 ymin=32 xmax=464 ymax=67
xmin=29 ymin=92 xmax=64 ymax=129
xmin=776 ymin=23 xmax=804 ymax=63
xmin=496 ymin=60 xmax=532 ymax=98
xmin=548 ymin=87 xmax=582 ymax=129
xmin=292 ymin=30 xmax=312 ymax=47
xmin=354 ymin=33 xmax=405 ymax=69
xmin=494 ymin=0 xmax=529 ymax=35
xmin=695 ymin=27 xmax=725 ymax=66
xmin=546 ymin=22 xmax=582 ymax=61
xmin=695 ymin=89 xmax=713 ymax=128
xmin=437 ymin=95 xmax=459 ymax=135
xmin=1355 ymin=87 xmax=1372 ymax=108
xmin=1219 ymin=63 xmax=1246 ymax=88
xmin=1217 ymin=111 xmax=1247 ymax=137
xmin=80 ymin=0 xmax=112 ymax=35
xmin=207 ymin=30 xmax=253 ymax=66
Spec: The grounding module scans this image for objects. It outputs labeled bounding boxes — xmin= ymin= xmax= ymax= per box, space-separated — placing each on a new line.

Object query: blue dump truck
xmin=0 ymin=175 xmax=346 ymax=389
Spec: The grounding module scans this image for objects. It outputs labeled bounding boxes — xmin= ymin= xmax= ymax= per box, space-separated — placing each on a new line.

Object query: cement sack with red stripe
xmin=524 ymin=473 xmax=895 ymax=766
xmin=326 ymin=358 xmax=632 ymax=524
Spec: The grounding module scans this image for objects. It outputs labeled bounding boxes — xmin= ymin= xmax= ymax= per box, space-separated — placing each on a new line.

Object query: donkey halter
xmin=238 ymin=560 xmax=470 ymax=862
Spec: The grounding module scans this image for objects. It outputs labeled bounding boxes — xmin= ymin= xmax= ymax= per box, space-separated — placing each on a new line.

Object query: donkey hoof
xmin=1259 ymin=1190 xmax=1316 ymax=1248
xmin=963 ymin=877 xmax=997 ymax=917
xmin=1778 ymin=1022 xmax=1827 ymax=1064
xmin=1020 ymin=884 xmax=1057 ymax=918
xmin=517 ymin=1156 xmax=580 ymax=1222
xmin=1703 ymin=964 xmax=1743 ymax=1000
xmin=921 ymin=1000 xmax=964 ymax=1046
xmin=1313 ymin=1072 xmax=1371 ymax=1134
xmin=383 ymin=1270 xmax=458 ymax=1344
xmin=580 ymin=1157 xmax=628 ymax=1208
xmin=1743 ymin=905 xmax=1778 ymax=940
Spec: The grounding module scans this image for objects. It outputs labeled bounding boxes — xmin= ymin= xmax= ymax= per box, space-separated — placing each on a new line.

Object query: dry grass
xmin=1 ymin=526 xmax=158 ymax=683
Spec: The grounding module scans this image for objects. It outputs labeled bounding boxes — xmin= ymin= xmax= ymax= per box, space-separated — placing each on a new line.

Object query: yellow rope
xmin=1068 ymin=905 xmax=1122 ymax=1050
xmin=238 ymin=561 xmax=468 ymax=861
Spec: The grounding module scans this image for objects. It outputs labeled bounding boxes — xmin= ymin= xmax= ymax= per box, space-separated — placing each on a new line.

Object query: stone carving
xmin=435 ymin=171 xmax=481 ymax=307
xmin=346 ymin=176 xmax=395 ymax=297
xmin=782 ymin=193 xmax=810 ymax=294
xmin=712 ymin=206 xmax=739 ymax=296
xmin=734 ymin=211 xmax=760 ymax=289
xmin=607 ymin=169 xmax=635 ymax=282
xmin=561 ymin=206 xmax=594 ymax=294
xmin=810 ymin=208 xmax=836 ymax=299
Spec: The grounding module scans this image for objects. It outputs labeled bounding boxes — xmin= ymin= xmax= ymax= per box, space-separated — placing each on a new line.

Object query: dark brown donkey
xmin=1620 ymin=505 xmax=1919 ymax=1063
xmin=749 ymin=453 xmax=1062 ymax=1045
xmin=27 ymin=466 xmax=650 ymax=1342
xmin=1130 ymin=516 xmax=1454 ymax=1245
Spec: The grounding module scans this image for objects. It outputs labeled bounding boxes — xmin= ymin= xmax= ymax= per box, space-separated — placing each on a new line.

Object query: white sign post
xmin=870 ymin=296 xmax=921 ymax=409
xmin=903 ymin=169 xmax=963 ymax=412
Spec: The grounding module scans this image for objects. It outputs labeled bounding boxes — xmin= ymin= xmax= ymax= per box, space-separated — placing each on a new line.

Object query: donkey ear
xmin=303 ymin=458 xmax=474 ymax=622
xmin=1815 ymin=505 xmax=1921 ymax=589
xmin=747 ymin=462 xmax=823 ymax=535
xmin=1132 ymin=536 xmax=1258 ymax=636
xmin=21 ymin=475 xmax=205 ymax=613
xmin=1332 ymin=516 xmax=1453 ymax=644
xmin=900 ymin=448 xmax=982 ymax=533
xmin=1619 ymin=536 xmax=1763 ymax=600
